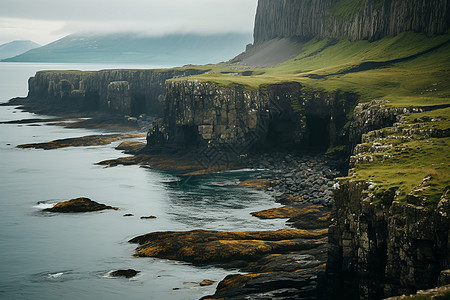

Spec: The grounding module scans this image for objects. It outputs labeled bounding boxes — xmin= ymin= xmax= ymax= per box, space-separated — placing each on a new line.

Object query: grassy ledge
xmin=350 ymin=107 xmax=450 ymax=209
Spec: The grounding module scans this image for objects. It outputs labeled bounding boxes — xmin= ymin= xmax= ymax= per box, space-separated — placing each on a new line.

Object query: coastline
xmin=6 ymin=95 xmax=343 ymax=298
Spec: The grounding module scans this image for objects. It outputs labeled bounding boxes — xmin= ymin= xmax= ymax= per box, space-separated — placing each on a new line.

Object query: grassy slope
xmin=181 ymin=31 xmax=450 ymax=207
xmin=182 ymin=31 xmax=450 ymax=106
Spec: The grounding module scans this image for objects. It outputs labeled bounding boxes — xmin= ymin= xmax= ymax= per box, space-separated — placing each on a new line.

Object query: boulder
xmin=44 ymin=198 xmax=118 ymax=213
xmin=110 ymin=269 xmax=140 ymax=278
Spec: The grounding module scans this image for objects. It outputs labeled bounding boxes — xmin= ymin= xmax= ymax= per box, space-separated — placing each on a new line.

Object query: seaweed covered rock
xmin=130 ymin=229 xmax=327 ymax=264
xmin=44 ymin=197 xmax=118 ymax=213
xmin=251 ymin=205 xmax=331 ymax=230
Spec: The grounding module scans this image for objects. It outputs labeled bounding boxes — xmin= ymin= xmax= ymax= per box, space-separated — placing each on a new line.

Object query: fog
xmin=0 ymin=0 xmax=258 ymax=45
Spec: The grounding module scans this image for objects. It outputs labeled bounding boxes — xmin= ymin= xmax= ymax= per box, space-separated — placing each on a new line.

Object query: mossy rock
xmin=130 ymin=229 xmax=327 ymax=264
xmin=45 ymin=197 xmax=118 ymax=213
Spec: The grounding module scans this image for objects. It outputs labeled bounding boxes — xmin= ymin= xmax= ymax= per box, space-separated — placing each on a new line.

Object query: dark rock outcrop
xmin=327 ymin=163 xmax=449 ymax=298
xmin=131 ymin=228 xmax=329 ymax=299
xmin=130 ymin=229 xmax=327 ymax=263
xmin=109 ymin=269 xmax=140 ymax=278
xmin=26 ymin=68 xmax=205 ymax=117
xmin=44 ymin=198 xmax=118 ymax=213
xmin=146 ymin=80 xmax=358 ymax=156
xmin=17 ymin=133 xmax=145 ymax=150
xmin=253 ymin=0 xmax=449 ymax=44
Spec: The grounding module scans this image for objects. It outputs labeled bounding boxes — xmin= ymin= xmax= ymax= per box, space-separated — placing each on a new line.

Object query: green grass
xmin=330 ymin=0 xmax=366 ymax=20
xmin=350 ymin=108 xmax=450 ymax=209
xmin=180 ymin=31 xmax=450 ymax=108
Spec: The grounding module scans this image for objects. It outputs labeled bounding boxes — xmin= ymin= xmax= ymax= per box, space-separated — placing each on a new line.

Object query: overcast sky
xmin=0 ymin=0 xmax=259 ymax=45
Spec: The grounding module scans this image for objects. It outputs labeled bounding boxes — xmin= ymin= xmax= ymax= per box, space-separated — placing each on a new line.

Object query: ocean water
xmin=0 ymin=63 xmax=285 ymax=300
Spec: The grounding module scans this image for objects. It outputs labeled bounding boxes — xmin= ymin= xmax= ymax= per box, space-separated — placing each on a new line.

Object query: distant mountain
xmin=2 ymin=33 xmax=253 ymax=65
xmin=0 ymin=40 xmax=40 ymax=60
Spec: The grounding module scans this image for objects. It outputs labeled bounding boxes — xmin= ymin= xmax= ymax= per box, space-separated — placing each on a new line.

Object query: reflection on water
xmin=163 ymin=171 xmax=284 ymax=230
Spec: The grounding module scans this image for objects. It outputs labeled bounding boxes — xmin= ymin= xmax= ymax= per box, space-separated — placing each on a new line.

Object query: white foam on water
xmin=48 ymin=272 xmax=63 ymax=278
xmin=34 ymin=202 xmax=56 ymax=209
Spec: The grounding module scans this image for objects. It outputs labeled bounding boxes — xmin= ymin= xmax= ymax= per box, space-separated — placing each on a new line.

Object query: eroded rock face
xmin=146 ymin=80 xmax=358 ymax=155
xmin=44 ymin=198 xmax=118 ymax=213
xmin=27 ymin=69 xmax=205 ymax=116
xmin=253 ymin=0 xmax=449 ymax=44
xmin=347 ymin=100 xmax=424 ymax=152
xmin=328 ymin=181 xmax=450 ymax=299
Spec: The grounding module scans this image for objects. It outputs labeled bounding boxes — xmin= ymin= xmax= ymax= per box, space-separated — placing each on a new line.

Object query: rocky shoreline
xmin=10 ymin=98 xmax=341 ymax=298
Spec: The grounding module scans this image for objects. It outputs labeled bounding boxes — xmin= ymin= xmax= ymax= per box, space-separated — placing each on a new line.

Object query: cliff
xmin=253 ymin=0 xmax=449 ymax=43
xmin=327 ymin=104 xmax=450 ymax=298
xmin=27 ymin=68 xmax=205 ymax=117
xmin=146 ymin=80 xmax=358 ymax=156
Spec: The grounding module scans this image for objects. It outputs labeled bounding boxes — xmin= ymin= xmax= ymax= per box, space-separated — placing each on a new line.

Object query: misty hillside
xmin=0 ymin=40 xmax=40 ymax=60
xmin=2 ymin=33 xmax=253 ymax=65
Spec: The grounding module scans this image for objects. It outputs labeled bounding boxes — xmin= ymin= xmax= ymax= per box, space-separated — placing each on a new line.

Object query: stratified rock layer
xmin=327 ymin=104 xmax=450 ymax=298
xmin=27 ymin=69 xmax=205 ymax=116
xmin=146 ymin=80 xmax=358 ymax=155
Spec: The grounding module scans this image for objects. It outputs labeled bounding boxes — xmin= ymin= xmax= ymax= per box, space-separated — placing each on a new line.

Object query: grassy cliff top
xmin=349 ymin=107 xmax=449 ymax=209
xmin=179 ymin=31 xmax=450 ymax=108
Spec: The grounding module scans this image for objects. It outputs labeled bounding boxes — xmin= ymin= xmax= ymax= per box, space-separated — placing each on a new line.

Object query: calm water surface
xmin=0 ymin=62 xmax=285 ymax=300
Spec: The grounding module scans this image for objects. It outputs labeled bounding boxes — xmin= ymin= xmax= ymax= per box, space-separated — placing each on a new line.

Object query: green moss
xmin=330 ymin=0 xmax=365 ymax=20
xmin=326 ymin=145 xmax=346 ymax=155
xmin=352 ymin=135 xmax=449 ymax=209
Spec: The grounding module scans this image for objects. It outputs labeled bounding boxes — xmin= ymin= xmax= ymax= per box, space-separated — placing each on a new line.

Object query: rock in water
xmin=44 ymin=197 xmax=118 ymax=213
xmin=110 ymin=269 xmax=140 ymax=278
xmin=140 ymin=216 xmax=157 ymax=220
xmin=199 ymin=279 xmax=216 ymax=286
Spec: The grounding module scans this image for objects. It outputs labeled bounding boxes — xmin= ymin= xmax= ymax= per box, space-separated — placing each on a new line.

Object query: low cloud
xmin=0 ymin=0 xmax=258 ymax=44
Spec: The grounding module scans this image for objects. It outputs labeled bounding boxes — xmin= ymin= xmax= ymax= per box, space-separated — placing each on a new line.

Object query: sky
xmin=0 ymin=0 xmax=259 ymax=45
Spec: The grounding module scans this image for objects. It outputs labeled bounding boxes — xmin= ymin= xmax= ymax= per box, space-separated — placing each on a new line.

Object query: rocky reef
xmin=253 ymin=0 xmax=449 ymax=44
xmin=26 ymin=68 xmax=205 ymax=117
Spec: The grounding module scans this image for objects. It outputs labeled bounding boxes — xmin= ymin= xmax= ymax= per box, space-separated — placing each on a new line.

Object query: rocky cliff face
xmin=27 ymin=69 xmax=205 ymax=117
xmin=327 ymin=102 xmax=450 ymax=299
xmin=328 ymin=181 xmax=449 ymax=299
xmin=253 ymin=0 xmax=449 ymax=43
xmin=146 ymin=80 xmax=358 ymax=157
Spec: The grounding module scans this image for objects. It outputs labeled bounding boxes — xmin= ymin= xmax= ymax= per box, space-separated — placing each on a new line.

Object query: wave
xmin=33 ymin=201 xmax=56 ymax=210
xmin=48 ymin=272 xmax=64 ymax=278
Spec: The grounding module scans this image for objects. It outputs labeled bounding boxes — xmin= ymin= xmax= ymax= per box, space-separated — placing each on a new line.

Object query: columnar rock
xmin=253 ymin=0 xmax=449 ymax=44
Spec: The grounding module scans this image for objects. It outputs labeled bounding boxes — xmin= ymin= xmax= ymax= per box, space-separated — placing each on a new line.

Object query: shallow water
xmin=0 ymin=63 xmax=285 ymax=299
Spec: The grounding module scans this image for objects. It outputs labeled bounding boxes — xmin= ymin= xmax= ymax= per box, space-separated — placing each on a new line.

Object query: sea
xmin=0 ymin=62 xmax=286 ymax=300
